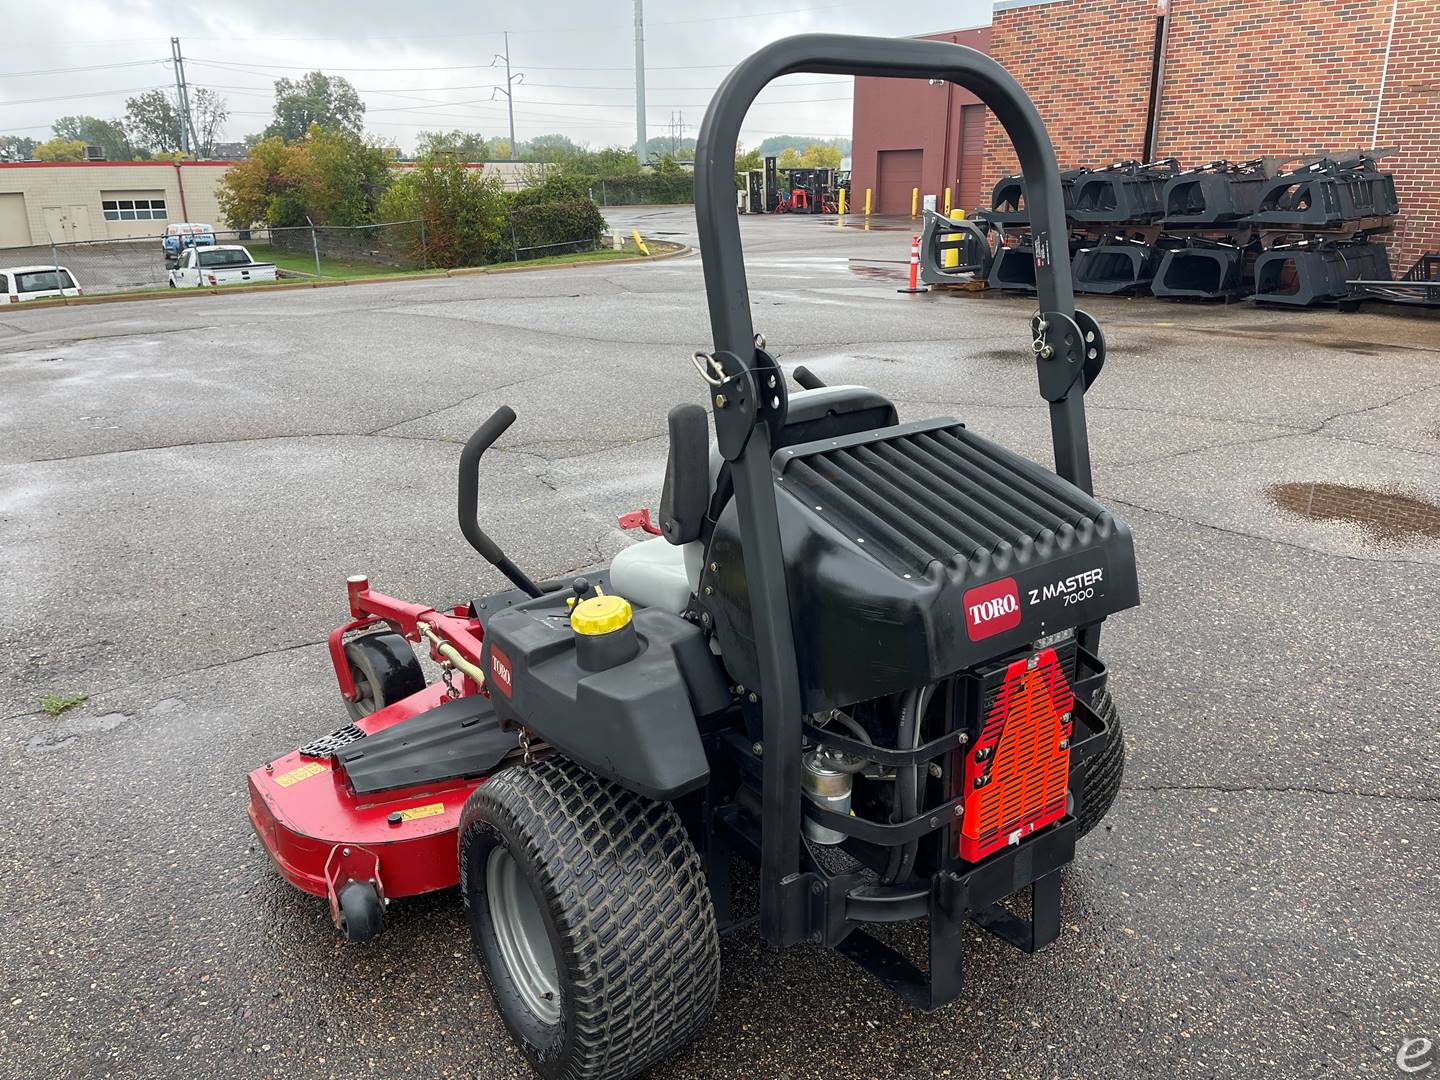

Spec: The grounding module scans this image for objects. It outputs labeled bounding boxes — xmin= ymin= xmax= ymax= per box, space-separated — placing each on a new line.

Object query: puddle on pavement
xmin=847 ymin=260 xmax=908 ymax=283
xmin=1268 ymin=482 xmax=1440 ymax=545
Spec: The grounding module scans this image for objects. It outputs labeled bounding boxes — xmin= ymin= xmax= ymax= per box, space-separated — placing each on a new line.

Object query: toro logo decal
xmin=489 ymin=645 xmax=514 ymax=698
xmin=964 ymin=577 xmax=1021 ymax=641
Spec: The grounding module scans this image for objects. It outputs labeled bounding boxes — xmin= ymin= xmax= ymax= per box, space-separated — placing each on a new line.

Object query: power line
xmin=23 ymin=3 xmax=867 ymax=46
xmin=0 ymin=59 xmax=166 ymax=78
xmin=188 ymin=57 xmax=750 ymax=74
xmin=0 ymin=85 xmax=169 ymax=107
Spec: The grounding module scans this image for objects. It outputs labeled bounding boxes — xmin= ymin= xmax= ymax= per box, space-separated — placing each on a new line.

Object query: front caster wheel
xmin=459 ymin=758 xmax=720 ymax=1080
xmin=336 ymin=881 xmax=385 ymax=942
xmin=342 ymin=631 xmax=424 ymax=722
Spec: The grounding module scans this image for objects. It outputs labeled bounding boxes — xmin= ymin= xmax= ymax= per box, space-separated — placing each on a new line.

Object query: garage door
xmin=956 ymin=105 xmax=987 ymax=214
xmin=0 ymin=193 xmax=31 ymax=247
xmin=876 ymin=149 xmax=923 ymax=215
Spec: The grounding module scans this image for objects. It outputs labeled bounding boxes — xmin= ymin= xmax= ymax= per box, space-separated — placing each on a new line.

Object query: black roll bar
xmin=693 ymin=34 xmax=1095 ymax=947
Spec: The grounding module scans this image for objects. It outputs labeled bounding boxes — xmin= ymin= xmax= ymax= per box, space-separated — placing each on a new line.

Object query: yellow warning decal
xmin=273 ymin=761 xmax=325 ymax=788
xmin=397 ymin=802 xmax=445 ymax=821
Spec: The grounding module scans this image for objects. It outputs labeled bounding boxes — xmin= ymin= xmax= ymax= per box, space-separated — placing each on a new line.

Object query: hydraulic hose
xmin=881 ymin=685 xmax=932 ymax=885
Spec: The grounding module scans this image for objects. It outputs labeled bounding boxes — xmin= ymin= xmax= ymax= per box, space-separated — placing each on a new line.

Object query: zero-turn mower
xmin=248 ymin=33 xmax=1139 ymax=1080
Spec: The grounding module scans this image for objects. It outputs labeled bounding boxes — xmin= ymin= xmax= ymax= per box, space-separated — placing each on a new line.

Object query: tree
xmin=123 ymin=88 xmax=228 ymax=156
xmin=524 ymin=133 xmax=582 ymax=162
xmin=293 ymin=126 xmax=391 ymax=224
xmin=33 ymin=137 xmax=87 ymax=162
xmin=53 ymin=116 xmax=134 ymax=160
xmin=0 ymin=136 xmax=37 ymax=161
xmin=216 ymin=125 xmax=391 ymax=229
xmin=416 ymin=129 xmax=489 ymax=161
xmin=378 ymin=155 xmax=509 ymax=267
xmin=646 ymin=135 xmax=695 ymax=160
xmin=265 ymin=72 xmax=365 ymax=141
xmin=757 ymin=134 xmax=850 ymax=158
xmin=189 ymin=88 xmax=229 ymax=158
xmin=799 ymin=143 xmax=842 ymax=169
xmin=125 ymin=90 xmax=184 ymax=154
xmin=777 ymin=147 xmax=801 ymax=169
xmin=216 ymin=136 xmax=302 ymax=228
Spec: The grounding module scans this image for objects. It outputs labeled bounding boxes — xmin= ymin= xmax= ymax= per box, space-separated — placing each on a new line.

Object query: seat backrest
xmin=657 ymin=384 xmax=898 ymax=547
xmin=700 ymin=384 xmax=898 ymax=542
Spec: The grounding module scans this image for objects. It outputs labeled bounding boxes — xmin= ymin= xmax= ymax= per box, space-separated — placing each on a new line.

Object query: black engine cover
xmin=698 ymin=417 xmax=1139 ymax=711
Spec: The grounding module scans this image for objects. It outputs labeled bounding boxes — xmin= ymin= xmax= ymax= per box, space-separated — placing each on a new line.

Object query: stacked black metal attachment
xmin=972 ymin=148 xmax=1406 ymax=307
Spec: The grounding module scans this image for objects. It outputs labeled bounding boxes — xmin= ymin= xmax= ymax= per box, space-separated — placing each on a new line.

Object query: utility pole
xmin=492 ymin=33 xmax=521 ymax=160
xmin=634 ymin=0 xmax=647 ymax=165
xmin=170 ymin=37 xmax=198 ymax=156
xmin=669 ymin=110 xmax=684 ymax=156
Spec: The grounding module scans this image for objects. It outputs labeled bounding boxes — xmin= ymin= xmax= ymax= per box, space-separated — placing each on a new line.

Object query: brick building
xmin=850 ymin=26 xmax=992 ymax=215
xmin=851 ymin=0 xmax=1440 ymax=266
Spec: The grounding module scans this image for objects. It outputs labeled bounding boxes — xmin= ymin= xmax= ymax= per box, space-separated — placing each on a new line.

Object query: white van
xmin=2 ymin=265 xmax=83 ymax=303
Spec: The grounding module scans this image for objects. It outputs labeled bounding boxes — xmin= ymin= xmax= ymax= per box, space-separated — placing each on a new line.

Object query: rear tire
xmin=343 ymin=631 xmax=424 ymax=721
xmin=459 ymin=758 xmax=720 ymax=1080
xmin=1075 ymin=689 xmax=1125 ymax=838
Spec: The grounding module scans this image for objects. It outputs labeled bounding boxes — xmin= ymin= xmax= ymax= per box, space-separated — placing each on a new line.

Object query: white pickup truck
xmin=167 ymin=245 xmax=278 ymax=289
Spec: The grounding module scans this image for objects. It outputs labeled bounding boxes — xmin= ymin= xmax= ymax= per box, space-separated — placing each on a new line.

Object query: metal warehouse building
xmin=850 ymin=0 xmax=1440 ymax=266
xmin=0 ymin=160 xmax=232 ymax=248
xmin=0 ymin=159 xmax=538 ymax=251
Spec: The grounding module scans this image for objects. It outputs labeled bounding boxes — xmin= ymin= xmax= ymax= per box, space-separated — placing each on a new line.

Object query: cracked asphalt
xmin=2 ymin=205 xmax=1437 ymax=1079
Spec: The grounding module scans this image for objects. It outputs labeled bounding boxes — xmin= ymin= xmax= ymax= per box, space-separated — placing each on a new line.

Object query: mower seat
xmin=610 ymin=383 xmax=898 ymax=613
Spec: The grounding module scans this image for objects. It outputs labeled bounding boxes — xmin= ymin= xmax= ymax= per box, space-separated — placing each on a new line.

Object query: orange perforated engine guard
xmin=958 ymin=648 xmax=1074 ymax=862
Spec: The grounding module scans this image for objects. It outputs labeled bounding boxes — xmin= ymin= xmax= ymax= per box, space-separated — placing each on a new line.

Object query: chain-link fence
xmin=505 ymin=205 xmax=601 ymax=261
xmin=23 ymin=207 xmax=604 ymax=298
xmin=590 ymin=173 xmax=695 ymax=206
xmin=28 ymin=221 xmax=433 ymax=297
xmin=24 ymin=229 xmax=263 ymax=296
xmin=267 ymin=220 xmax=428 ymax=272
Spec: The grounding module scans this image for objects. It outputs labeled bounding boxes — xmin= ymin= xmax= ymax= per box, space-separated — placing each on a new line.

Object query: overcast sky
xmin=1 ymin=0 xmax=992 ymax=154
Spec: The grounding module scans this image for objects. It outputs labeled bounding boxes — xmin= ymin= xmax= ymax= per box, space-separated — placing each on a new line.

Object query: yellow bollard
xmin=944 ymin=187 xmax=952 ymax=216
xmin=942 ymin=212 xmax=966 ymax=269
xmin=838 ymin=187 xmax=846 ymax=215
xmin=630 ymin=229 xmax=650 ymax=256
xmin=911 ymin=187 xmax=919 ymax=218
xmin=864 ymin=187 xmax=872 ymax=216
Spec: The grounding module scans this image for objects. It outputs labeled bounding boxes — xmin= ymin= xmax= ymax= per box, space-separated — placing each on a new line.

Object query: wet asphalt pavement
xmin=1 ymin=206 xmax=1437 ymax=1079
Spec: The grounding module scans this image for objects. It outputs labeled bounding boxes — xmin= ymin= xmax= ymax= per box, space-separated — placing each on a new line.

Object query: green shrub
xmin=380 ymin=157 xmax=509 ymax=267
xmin=505 ymin=195 xmax=607 ymax=257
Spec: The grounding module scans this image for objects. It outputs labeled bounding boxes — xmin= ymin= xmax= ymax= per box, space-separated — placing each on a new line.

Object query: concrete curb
xmin=13 ymin=240 xmax=691 ymax=311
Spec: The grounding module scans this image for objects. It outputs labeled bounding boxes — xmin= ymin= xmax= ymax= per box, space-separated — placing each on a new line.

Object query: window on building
xmin=102 ymin=198 xmax=168 ymax=221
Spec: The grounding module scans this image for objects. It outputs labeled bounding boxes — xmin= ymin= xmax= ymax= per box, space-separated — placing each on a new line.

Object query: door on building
xmin=0 ymin=193 xmax=31 ymax=248
xmin=955 ymin=105 xmax=987 ymax=214
xmin=43 ymin=206 xmax=67 ymax=243
xmin=68 ymin=204 xmax=93 ymax=242
xmin=876 ymin=149 xmax=923 ymax=215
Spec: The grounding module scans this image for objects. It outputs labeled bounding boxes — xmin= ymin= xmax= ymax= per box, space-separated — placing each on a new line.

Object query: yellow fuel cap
xmin=570 ymin=593 xmax=633 ymax=636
